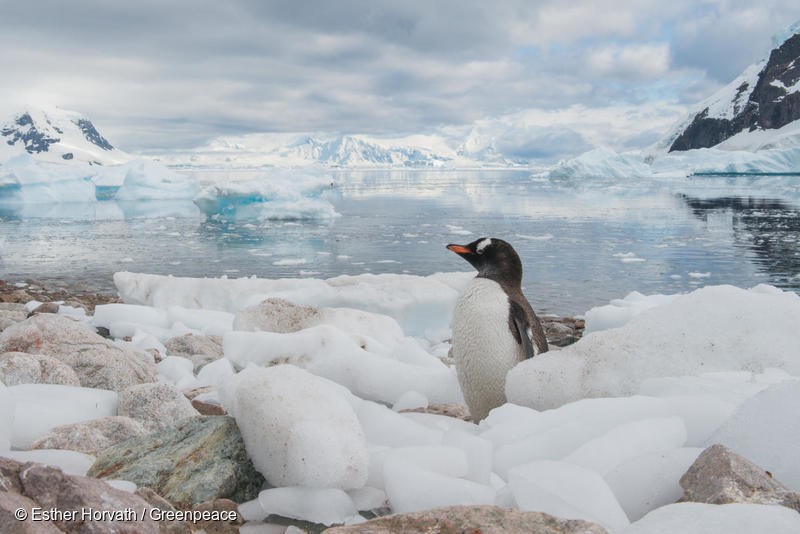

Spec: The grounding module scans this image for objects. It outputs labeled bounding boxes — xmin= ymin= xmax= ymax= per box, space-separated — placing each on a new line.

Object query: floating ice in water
xmin=8 ymin=384 xmax=118 ymax=449
xmin=97 ymin=159 xmax=198 ymax=201
xmin=543 ymin=147 xmax=651 ymax=180
xmin=193 ymin=169 xmax=338 ymax=220
xmin=0 ymin=153 xmax=96 ymax=204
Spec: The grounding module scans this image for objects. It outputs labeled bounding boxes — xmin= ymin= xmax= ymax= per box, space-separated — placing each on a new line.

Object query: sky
xmin=1 ymin=0 xmax=799 ymax=157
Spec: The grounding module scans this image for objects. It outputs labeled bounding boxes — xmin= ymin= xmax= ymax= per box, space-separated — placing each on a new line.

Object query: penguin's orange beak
xmin=447 ymin=244 xmax=471 ymax=254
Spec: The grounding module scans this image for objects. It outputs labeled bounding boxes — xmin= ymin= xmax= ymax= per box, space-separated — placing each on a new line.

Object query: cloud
xmin=0 ymin=1 xmax=799 ymax=153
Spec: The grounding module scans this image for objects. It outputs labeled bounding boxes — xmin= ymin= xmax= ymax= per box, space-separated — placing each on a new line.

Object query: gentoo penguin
xmin=447 ymin=237 xmax=548 ymax=422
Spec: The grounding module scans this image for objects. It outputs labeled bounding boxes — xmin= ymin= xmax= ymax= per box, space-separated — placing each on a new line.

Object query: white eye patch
xmin=476 ymin=238 xmax=492 ymax=253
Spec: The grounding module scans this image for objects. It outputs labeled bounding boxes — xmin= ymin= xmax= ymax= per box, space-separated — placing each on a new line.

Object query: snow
xmin=3 ymin=271 xmax=800 ymax=531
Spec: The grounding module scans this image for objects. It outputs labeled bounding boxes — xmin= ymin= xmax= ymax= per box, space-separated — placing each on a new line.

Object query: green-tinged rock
xmin=87 ymin=415 xmax=264 ymax=508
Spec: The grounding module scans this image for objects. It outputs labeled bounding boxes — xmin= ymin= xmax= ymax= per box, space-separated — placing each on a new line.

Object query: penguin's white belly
xmin=451 ymin=277 xmax=521 ymax=421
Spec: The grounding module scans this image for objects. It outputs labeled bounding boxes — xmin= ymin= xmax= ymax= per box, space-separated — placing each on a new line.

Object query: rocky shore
xmin=2 ymin=279 xmax=799 ymax=533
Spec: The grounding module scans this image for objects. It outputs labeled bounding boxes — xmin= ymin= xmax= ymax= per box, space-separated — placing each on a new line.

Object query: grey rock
xmin=680 ymin=444 xmax=800 ymax=512
xmin=0 ymin=490 xmax=63 ymax=533
xmin=323 ymin=505 xmax=609 ymax=534
xmin=0 ymin=314 xmax=157 ymax=392
xmin=0 ymin=352 xmax=80 ymax=387
xmin=233 ymin=297 xmax=321 ymax=333
xmin=118 ymin=382 xmax=200 ymax=432
xmin=87 ymin=415 xmax=265 ymax=508
xmin=164 ymin=334 xmax=223 ymax=370
xmin=30 ymin=416 xmax=148 ymax=455
xmin=0 ymin=457 xmax=169 ymax=533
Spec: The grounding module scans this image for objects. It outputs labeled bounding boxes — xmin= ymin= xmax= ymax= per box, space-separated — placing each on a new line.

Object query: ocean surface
xmin=1 ymin=169 xmax=799 ymax=316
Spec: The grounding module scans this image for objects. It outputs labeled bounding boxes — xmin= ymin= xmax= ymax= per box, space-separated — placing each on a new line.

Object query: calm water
xmin=1 ymin=169 xmax=799 ymax=316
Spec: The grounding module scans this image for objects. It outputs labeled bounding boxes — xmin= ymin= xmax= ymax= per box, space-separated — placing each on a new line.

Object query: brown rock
xmin=0 ymin=352 xmax=81 ymax=387
xmin=323 ymin=505 xmax=608 ymax=534
xmin=0 ymin=458 xmax=174 ymax=533
xmin=680 ymin=443 xmax=800 ymax=512
xmin=26 ymin=302 xmax=60 ymax=317
xmin=191 ymin=398 xmax=226 ymax=416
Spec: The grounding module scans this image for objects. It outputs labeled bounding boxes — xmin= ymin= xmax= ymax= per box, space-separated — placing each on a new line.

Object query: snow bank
xmin=507 ymin=284 xmax=800 ymax=410
xmin=193 ymin=170 xmax=337 ymax=220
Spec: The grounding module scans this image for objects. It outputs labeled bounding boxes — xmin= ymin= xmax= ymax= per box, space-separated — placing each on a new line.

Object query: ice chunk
xmin=508 ymin=460 xmax=629 ymax=530
xmin=221 ymin=365 xmax=368 ymax=489
xmin=223 ymin=326 xmax=462 ymax=405
xmin=392 ymin=390 xmax=428 ymax=412
xmin=347 ymin=486 xmax=387 ymax=512
xmin=620 ymin=502 xmax=800 ymax=534
xmin=584 ymin=291 xmax=678 ymax=334
xmin=564 ymin=417 xmax=687 ymax=475
xmin=113 ymin=271 xmax=472 ymax=343
xmin=706 ymin=380 xmax=800 ymax=490
xmin=544 ymin=148 xmax=651 ymax=180
xmin=382 ymin=457 xmax=495 ymax=513
xmin=443 ymin=429 xmax=493 ymax=485
xmin=167 ymin=305 xmax=234 ymax=336
xmin=0 ymin=383 xmax=13 ymax=450
xmin=605 ymin=447 xmax=703 ymax=521
xmin=193 ymin=170 xmax=337 ymax=220
xmin=0 ymin=153 xmax=96 ymax=204
xmin=507 ymin=285 xmax=800 ymax=410
xmin=8 ymin=384 xmax=118 ymax=449
xmin=257 ymin=487 xmax=357 ymax=526
xmin=355 ymin=401 xmax=443 ymax=448
xmin=194 ymin=357 xmax=235 ymax=388
xmin=93 ymin=303 xmax=170 ymax=331
xmin=111 ymin=159 xmax=198 ymax=201
xmin=156 ymin=356 xmax=196 ymax=388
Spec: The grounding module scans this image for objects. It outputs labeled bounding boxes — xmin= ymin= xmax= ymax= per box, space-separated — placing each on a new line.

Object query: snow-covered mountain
xmin=0 ymin=108 xmax=130 ymax=166
xmin=150 ymin=131 xmax=508 ymax=169
xmin=667 ymin=23 xmax=800 ymax=152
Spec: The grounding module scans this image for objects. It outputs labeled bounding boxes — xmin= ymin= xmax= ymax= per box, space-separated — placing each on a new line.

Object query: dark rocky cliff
xmin=670 ymin=32 xmax=800 ymax=152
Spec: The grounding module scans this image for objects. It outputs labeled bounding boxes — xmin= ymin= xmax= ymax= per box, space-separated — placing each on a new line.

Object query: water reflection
xmin=679 ymin=194 xmax=800 ymax=287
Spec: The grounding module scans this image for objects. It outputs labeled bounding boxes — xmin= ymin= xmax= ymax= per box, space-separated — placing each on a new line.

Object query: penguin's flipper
xmin=509 ymin=300 xmax=537 ymax=360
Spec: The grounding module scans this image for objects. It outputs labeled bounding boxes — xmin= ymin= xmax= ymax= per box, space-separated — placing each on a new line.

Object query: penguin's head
xmin=446 ymin=237 xmax=523 ymax=285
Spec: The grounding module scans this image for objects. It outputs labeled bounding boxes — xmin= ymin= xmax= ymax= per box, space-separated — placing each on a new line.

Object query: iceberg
xmin=193 ymin=169 xmax=338 ymax=220
xmin=0 ymin=153 xmax=96 ymax=205
xmin=92 ymin=158 xmax=197 ymax=201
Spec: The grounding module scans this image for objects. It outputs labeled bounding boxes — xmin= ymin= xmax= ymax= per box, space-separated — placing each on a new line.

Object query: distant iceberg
xmin=193 ymin=170 xmax=338 ymax=220
xmin=0 ymin=153 xmax=96 ymax=204
xmin=96 ymin=159 xmax=198 ymax=201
